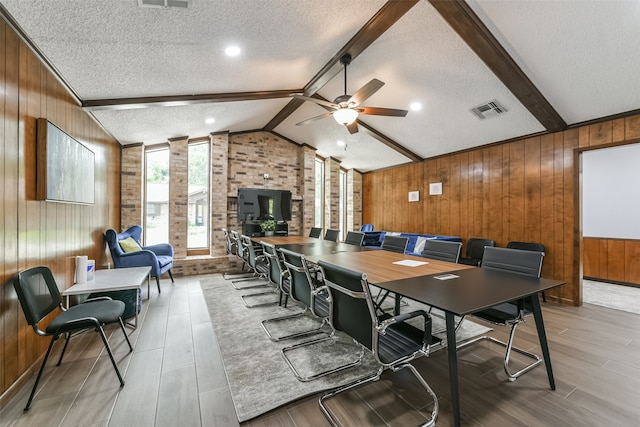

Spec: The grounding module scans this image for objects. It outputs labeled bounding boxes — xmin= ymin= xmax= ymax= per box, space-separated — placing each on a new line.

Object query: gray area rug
xmin=200 ymin=275 xmax=491 ymax=422
xmin=583 ymin=279 xmax=640 ymax=315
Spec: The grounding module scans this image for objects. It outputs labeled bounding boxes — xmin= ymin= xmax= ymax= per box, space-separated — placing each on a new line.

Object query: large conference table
xmin=254 ymin=235 xmax=564 ymax=427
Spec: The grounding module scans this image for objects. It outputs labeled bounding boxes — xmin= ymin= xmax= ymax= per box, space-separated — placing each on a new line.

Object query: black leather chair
xmin=317 ymin=260 xmax=439 ymax=426
xmin=507 ymin=241 xmax=547 ymax=301
xmin=458 ymin=247 xmax=545 ymax=381
xmin=324 ymin=229 xmax=340 ymax=242
xmin=13 ymin=266 xmax=133 ymax=410
xmin=309 ymin=227 xmax=322 ymax=238
xmin=260 ymin=242 xmax=291 ymax=307
xmin=229 ymin=233 xmax=268 ymax=289
xmin=239 ymin=235 xmax=279 ymax=308
xmin=344 ymin=231 xmax=365 ymax=246
xmin=459 ymin=238 xmax=495 ymax=266
xmin=381 ymin=235 xmax=409 ymax=254
xmin=261 ymin=248 xmax=331 ymax=344
xmin=421 ymin=240 xmax=462 ymax=263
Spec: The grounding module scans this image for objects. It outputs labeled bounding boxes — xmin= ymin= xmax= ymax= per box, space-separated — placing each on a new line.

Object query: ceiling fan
xmin=293 ymin=54 xmax=408 ymax=134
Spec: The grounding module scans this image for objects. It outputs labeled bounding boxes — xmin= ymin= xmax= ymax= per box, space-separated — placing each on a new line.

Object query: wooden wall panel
xmin=363 ymin=115 xmax=640 ymax=305
xmin=0 ymin=19 xmax=121 ymax=399
xmin=606 ymin=240 xmax=626 ymax=282
xmin=583 ymin=237 xmax=640 ymax=285
xmin=625 ymin=241 xmax=640 ymax=284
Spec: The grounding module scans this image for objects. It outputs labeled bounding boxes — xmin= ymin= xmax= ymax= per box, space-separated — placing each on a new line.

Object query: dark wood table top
xmin=254 ymin=235 xmax=371 ymax=256
xmin=305 ymin=249 xmax=474 ymax=284
xmin=379 ymin=267 xmax=564 ymax=316
xmin=256 ymin=235 xmax=320 ymax=245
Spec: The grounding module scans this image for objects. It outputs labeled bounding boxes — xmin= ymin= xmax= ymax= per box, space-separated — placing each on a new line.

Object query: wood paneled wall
xmin=364 ymin=117 xmax=640 ymax=306
xmin=1 ymin=20 xmax=121 ymax=399
xmin=583 ymin=237 xmax=640 ymax=285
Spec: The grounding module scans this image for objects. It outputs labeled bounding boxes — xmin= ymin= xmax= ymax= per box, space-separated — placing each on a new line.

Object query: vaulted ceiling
xmin=3 ymin=0 xmax=640 ymax=172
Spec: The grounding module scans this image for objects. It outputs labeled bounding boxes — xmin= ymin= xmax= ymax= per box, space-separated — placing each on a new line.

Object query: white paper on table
xmin=392 ymin=259 xmax=429 ymax=267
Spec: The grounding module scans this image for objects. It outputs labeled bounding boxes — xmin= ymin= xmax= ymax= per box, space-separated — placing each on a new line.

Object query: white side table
xmin=62 ymin=266 xmax=151 ymax=328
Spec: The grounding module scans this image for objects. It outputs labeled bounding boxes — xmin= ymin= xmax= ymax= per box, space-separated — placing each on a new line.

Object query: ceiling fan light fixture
xmin=333 ymin=108 xmax=358 ymax=125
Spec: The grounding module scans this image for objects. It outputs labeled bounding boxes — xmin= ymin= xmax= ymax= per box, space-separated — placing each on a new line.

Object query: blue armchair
xmin=360 ymin=223 xmax=374 ymax=232
xmin=105 ymin=225 xmax=174 ymax=293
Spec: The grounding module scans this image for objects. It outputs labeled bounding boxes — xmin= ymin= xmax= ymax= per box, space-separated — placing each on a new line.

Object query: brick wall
xmin=121 ymin=144 xmax=144 ymax=231
xmin=121 ymin=130 xmax=361 ymax=277
xmin=324 ymin=157 xmax=341 ymax=230
xmin=347 ymin=169 xmax=362 ymax=232
xmin=169 ymin=136 xmax=189 ymax=258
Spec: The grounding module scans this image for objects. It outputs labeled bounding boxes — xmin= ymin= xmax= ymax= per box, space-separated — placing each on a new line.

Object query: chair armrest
xmin=51 ymin=316 xmax=101 ymax=335
xmin=84 ymin=296 xmax=113 ymax=303
xmin=143 ymin=243 xmax=174 ymax=257
xmin=378 ymin=309 xmax=432 ymax=344
xmin=118 ymin=249 xmax=158 ymax=268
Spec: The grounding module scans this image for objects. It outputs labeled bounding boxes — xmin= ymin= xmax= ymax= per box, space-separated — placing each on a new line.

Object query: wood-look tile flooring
xmin=2 ymin=274 xmax=640 ymax=426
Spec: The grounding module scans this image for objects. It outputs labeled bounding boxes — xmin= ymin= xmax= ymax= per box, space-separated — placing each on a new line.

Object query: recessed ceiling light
xmin=410 ymin=102 xmax=422 ymax=111
xmin=337 ymin=140 xmax=345 ymax=147
xmin=225 ymin=46 xmax=241 ymax=57
xmin=205 ymin=117 xmax=215 ymax=124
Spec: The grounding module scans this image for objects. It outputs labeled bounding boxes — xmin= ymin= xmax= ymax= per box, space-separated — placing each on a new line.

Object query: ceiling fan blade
xmin=291 ymin=94 xmax=338 ymax=109
xmin=346 ymin=122 xmax=359 ymax=134
xmin=358 ymin=106 xmax=408 ymax=117
xmin=348 ymin=79 xmax=385 ymax=107
xmin=295 ymin=111 xmax=334 ymax=126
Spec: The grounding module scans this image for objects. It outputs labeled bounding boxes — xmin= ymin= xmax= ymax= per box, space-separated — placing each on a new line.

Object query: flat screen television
xmin=237 ymin=188 xmax=292 ymax=221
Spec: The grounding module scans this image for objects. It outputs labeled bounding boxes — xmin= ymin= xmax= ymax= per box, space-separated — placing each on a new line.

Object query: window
xmin=188 ymin=142 xmax=210 ymax=250
xmin=145 ymin=147 xmax=170 ymax=246
xmin=339 ymin=169 xmax=346 ymax=241
xmin=315 ymin=158 xmax=324 ymax=229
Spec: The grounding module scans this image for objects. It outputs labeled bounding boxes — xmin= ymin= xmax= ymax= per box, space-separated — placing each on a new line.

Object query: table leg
xmin=446 ymin=311 xmax=461 ymax=427
xmin=529 ymin=294 xmax=555 ymax=389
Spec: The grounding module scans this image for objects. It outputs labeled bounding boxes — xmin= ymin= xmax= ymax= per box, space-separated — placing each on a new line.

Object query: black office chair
xmin=421 ymin=240 xmax=462 ymax=263
xmin=279 ymin=251 xmax=366 ymax=382
xmin=324 ymin=229 xmax=340 ymax=242
xmin=381 ymin=235 xmax=409 ymax=253
xmin=239 ymin=235 xmax=279 ymax=308
xmin=261 ymin=248 xmax=331 ymax=344
xmin=458 ymin=247 xmax=545 ymax=381
xmin=13 ymin=266 xmax=133 ymax=411
xmin=260 ymin=242 xmax=291 ymax=307
xmin=230 ymin=234 xmax=269 ymax=289
xmin=458 ymin=238 xmax=495 ymax=266
xmin=344 ymin=231 xmax=365 ymax=246
xmin=317 ymin=260 xmax=439 ymax=426
xmin=508 ymin=241 xmax=547 ymax=302
xmin=309 ymin=227 xmax=322 ymax=238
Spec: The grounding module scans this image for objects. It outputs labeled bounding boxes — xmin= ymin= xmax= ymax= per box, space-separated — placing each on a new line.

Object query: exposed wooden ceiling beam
xmin=263 ymin=0 xmax=419 ymax=131
xmin=357 ymin=120 xmax=423 ymax=163
xmin=82 ymin=89 xmax=303 ymax=111
xmin=429 ymin=0 xmax=566 ymax=133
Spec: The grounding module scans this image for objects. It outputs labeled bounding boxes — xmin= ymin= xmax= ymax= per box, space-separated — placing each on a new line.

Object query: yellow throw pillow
xmin=119 ymin=236 xmax=142 ymax=253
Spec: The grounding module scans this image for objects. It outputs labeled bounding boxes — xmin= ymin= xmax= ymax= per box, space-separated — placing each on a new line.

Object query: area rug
xmin=200 ymin=275 xmax=491 ymax=422
xmin=583 ymin=279 xmax=640 ymax=315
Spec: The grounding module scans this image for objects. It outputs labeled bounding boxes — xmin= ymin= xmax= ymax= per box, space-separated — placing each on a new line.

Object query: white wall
xmin=582 ymin=144 xmax=640 ymax=239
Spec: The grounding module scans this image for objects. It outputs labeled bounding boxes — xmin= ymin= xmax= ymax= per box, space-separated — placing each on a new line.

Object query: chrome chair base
xmin=281 ymin=335 xmax=366 ymax=382
xmin=261 ymin=308 xmax=330 ymax=342
xmin=319 ymin=363 xmax=438 ymax=427
xmin=457 ymin=323 xmax=542 ymax=381
xmin=240 ymin=289 xmax=280 ymax=308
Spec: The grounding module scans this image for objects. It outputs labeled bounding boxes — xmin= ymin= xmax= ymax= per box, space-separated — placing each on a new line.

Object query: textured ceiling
xmin=2 ymin=0 xmax=640 ymax=172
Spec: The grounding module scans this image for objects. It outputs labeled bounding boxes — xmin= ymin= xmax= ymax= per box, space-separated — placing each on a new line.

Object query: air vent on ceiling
xmin=138 ymin=0 xmax=191 ymax=9
xmin=470 ymin=99 xmax=507 ymax=120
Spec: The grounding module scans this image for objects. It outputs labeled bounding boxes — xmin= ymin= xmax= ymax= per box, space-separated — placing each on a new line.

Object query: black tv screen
xmin=237 ymin=188 xmax=292 ymax=221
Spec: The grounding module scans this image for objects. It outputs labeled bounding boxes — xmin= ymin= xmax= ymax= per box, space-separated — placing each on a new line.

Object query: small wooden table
xmin=61 ymin=266 xmax=151 ymax=328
